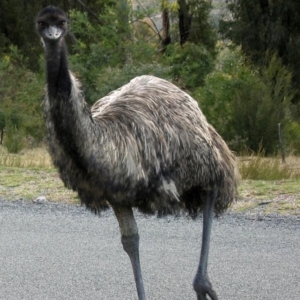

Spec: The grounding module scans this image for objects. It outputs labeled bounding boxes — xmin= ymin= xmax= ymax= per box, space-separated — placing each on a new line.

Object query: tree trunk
xmin=161 ymin=7 xmax=171 ymax=51
xmin=117 ymin=0 xmax=132 ymax=64
xmin=178 ymin=0 xmax=192 ymax=45
xmin=0 ymin=129 xmax=3 ymax=144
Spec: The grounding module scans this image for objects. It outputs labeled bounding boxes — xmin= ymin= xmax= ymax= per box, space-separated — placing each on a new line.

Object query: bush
xmin=93 ymin=63 xmax=171 ymax=101
xmin=283 ymin=121 xmax=300 ymax=154
xmin=4 ymin=125 xmax=24 ymax=153
xmin=195 ymin=47 xmax=295 ymax=154
xmin=0 ymin=49 xmax=45 ymax=146
xmin=165 ymin=42 xmax=215 ymax=89
xmin=69 ymin=9 xmax=162 ymax=104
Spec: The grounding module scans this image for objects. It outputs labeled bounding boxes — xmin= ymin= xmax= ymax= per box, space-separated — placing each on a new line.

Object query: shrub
xmin=4 ymin=125 xmax=25 ymax=154
xmin=165 ymin=42 xmax=215 ymax=89
xmin=195 ymin=47 xmax=295 ymax=154
xmin=93 ymin=63 xmax=171 ymax=101
xmin=69 ymin=9 xmax=161 ymax=105
xmin=0 ymin=49 xmax=45 ymax=146
xmin=283 ymin=121 xmax=300 ymax=155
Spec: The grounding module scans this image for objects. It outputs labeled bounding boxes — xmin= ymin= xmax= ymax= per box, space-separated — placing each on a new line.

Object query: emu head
xmin=36 ymin=6 xmax=68 ymax=44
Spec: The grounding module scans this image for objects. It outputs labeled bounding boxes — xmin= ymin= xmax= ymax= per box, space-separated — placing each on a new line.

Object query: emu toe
xmin=193 ymin=277 xmax=218 ymax=300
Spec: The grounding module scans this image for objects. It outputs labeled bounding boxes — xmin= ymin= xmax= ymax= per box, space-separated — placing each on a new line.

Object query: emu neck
xmin=44 ymin=38 xmax=91 ymax=173
xmin=45 ymin=39 xmax=71 ymax=100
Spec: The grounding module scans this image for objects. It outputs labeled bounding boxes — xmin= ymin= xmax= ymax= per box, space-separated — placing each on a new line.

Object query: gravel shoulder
xmin=0 ymin=199 xmax=299 ymax=300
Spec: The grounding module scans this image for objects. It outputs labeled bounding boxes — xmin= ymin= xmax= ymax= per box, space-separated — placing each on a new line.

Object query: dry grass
xmin=234 ymin=155 xmax=300 ymax=215
xmin=238 ymin=155 xmax=300 ymax=180
xmin=0 ymin=145 xmax=53 ymax=168
xmin=284 ymin=155 xmax=300 ymax=177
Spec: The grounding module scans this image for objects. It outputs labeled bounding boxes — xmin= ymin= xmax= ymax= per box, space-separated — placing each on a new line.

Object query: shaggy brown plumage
xmin=45 ymin=73 xmax=237 ymax=216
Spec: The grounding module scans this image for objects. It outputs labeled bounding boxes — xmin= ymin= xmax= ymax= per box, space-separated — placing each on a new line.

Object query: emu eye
xmin=59 ymin=21 xmax=66 ymax=28
xmin=38 ymin=22 xmax=45 ymax=29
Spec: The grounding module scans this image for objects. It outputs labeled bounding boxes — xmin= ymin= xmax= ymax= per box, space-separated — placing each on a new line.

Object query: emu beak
xmin=46 ymin=26 xmax=62 ymax=40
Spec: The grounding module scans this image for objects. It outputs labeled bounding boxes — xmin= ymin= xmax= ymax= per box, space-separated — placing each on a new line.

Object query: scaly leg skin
xmin=193 ymin=187 xmax=218 ymax=300
xmin=122 ymin=234 xmax=146 ymax=300
xmin=113 ymin=206 xmax=146 ymax=300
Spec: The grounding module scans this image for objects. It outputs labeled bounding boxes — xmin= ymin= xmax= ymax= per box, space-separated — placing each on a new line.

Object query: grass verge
xmin=0 ymin=166 xmax=78 ymax=204
xmin=1 ymin=146 xmax=300 ymax=215
xmin=0 ymin=146 xmax=78 ymax=204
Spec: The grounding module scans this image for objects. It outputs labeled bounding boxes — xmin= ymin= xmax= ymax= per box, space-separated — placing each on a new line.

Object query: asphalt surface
xmin=0 ymin=199 xmax=299 ymax=300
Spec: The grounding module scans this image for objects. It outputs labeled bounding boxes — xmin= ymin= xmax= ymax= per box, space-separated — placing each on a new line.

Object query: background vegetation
xmin=0 ymin=0 xmax=299 ymax=156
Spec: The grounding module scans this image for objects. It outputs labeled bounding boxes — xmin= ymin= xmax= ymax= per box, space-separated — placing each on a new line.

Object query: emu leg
xmin=193 ymin=187 xmax=218 ymax=300
xmin=113 ymin=206 xmax=146 ymax=300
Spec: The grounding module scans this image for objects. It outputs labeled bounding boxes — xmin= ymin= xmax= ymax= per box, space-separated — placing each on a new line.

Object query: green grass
xmin=0 ymin=146 xmax=77 ymax=203
xmin=0 ymin=165 xmax=78 ymax=203
xmin=239 ymin=178 xmax=300 ymax=199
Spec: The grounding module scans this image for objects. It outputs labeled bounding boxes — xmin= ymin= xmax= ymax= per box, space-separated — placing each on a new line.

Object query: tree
xmin=220 ymin=0 xmax=300 ymax=111
xmin=161 ymin=1 xmax=171 ymax=49
xmin=163 ymin=0 xmax=217 ymax=89
xmin=178 ymin=0 xmax=217 ymax=52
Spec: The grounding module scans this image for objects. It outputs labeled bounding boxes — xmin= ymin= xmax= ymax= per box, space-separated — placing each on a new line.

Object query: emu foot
xmin=193 ymin=277 xmax=218 ymax=300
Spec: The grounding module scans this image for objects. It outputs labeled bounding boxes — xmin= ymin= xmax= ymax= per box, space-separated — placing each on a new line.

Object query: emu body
xmin=36 ymin=6 xmax=237 ymax=300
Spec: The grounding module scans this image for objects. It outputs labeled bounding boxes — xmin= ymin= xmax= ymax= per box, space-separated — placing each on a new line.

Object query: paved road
xmin=0 ymin=200 xmax=299 ymax=300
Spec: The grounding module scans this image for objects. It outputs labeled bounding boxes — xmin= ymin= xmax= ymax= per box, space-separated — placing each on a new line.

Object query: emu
xmin=36 ymin=6 xmax=237 ymax=300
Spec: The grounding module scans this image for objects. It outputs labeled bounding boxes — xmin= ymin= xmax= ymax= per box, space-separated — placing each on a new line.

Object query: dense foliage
xmin=220 ymin=0 xmax=300 ymax=111
xmin=0 ymin=0 xmax=299 ymax=155
xmin=196 ymin=48 xmax=295 ymax=153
